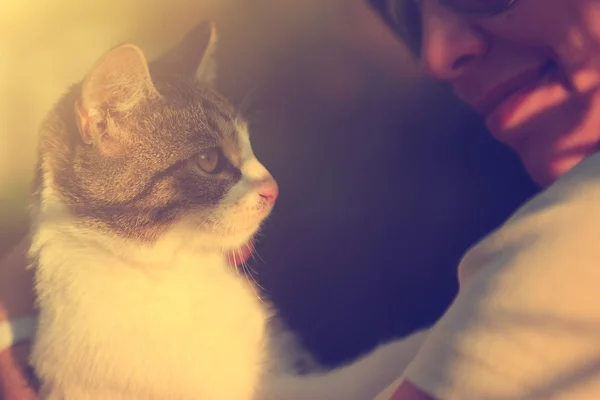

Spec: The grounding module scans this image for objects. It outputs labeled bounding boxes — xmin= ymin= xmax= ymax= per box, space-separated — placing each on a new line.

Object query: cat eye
xmin=386 ymin=0 xmax=518 ymax=56
xmin=196 ymin=148 xmax=223 ymax=174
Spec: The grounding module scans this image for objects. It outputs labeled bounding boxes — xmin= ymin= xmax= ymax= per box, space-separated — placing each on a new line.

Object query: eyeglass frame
xmin=379 ymin=0 xmax=520 ymax=56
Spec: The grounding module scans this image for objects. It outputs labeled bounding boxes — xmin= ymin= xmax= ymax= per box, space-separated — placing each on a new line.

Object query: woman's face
xmin=412 ymin=0 xmax=600 ymax=186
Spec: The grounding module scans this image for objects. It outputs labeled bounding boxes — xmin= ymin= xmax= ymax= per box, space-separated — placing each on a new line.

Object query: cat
xmin=28 ymin=20 xmax=428 ymax=400
xmin=29 ymin=21 xmax=282 ymax=399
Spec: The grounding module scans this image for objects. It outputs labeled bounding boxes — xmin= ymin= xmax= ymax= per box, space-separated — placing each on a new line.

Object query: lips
xmin=480 ymin=61 xmax=556 ymax=136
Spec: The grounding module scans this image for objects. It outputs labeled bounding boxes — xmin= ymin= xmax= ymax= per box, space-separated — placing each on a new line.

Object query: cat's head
xmin=38 ymin=22 xmax=278 ymax=252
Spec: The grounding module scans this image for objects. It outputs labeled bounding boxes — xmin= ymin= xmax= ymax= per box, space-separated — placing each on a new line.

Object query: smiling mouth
xmin=483 ymin=61 xmax=556 ymax=135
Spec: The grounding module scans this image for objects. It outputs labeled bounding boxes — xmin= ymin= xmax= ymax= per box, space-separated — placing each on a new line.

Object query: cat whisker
xmin=235 ymin=247 xmax=253 ymax=288
xmin=244 ymin=241 xmax=261 ymax=275
xmin=237 ymin=246 xmax=266 ymax=299
xmin=249 ymin=235 xmax=267 ymax=266
xmin=229 ymin=245 xmax=243 ymax=279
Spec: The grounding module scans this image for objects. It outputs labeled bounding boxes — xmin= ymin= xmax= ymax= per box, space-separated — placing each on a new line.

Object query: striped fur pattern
xmin=28 ymin=20 xmax=427 ymax=400
xmin=29 ymin=22 xmax=281 ymax=400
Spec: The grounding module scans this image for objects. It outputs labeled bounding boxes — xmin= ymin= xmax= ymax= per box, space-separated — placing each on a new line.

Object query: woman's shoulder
xmin=403 ymin=152 xmax=600 ymax=400
xmin=459 ymin=151 xmax=600 ymax=285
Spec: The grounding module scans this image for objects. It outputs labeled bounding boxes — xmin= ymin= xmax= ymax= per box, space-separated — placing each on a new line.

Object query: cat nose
xmin=258 ymin=180 xmax=279 ymax=204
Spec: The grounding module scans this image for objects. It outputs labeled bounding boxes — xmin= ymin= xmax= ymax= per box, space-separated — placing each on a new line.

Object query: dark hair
xmin=366 ymin=0 xmax=422 ymax=56
xmin=366 ymin=0 xmax=390 ymax=18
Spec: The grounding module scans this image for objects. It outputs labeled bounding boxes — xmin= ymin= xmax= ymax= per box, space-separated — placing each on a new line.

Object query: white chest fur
xmin=30 ymin=222 xmax=270 ymax=400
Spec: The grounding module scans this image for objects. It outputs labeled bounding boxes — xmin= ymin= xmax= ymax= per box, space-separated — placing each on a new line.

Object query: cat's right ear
xmin=76 ymin=44 xmax=160 ymax=157
xmin=151 ymin=21 xmax=218 ymax=85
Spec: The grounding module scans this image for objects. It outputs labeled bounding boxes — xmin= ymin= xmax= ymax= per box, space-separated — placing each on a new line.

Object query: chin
xmin=162 ymin=217 xmax=259 ymax=255
xmin=524 ymin=152 xmax=590 ymax=188
xmin=207 ymin=218 xmax=264 ymax=251
xmin=214 ymin=230 xmax=257 ymax=251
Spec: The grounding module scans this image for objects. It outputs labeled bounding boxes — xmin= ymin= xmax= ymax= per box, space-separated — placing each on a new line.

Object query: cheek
xmin=511 ymin=85 xmax=600 ymax=186
xmin=217 ymin=160 xmax=276 ymax=222
xmin=222 ymin=157 xmax=274 ymax=208
xmin=177 ymin=167 xmax=238 ymax=206
xmin=220 ymin=180 xmax=263 ymax=213
xmin=72 ymin=158 xmax=153 ymax=204
xmin=490 ymin=0 xmax=574 ymax=43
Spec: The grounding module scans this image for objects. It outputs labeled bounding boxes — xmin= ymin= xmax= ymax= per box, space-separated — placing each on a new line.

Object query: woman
xmin=3 ymin=0 xmax=600 ymax=399
xmin=372 ymin=0 xmax=600 ymax=398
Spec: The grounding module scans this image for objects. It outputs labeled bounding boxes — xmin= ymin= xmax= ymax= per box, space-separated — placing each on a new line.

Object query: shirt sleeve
xmin=402 ymin=153 xmax=600 ymax=400
xmin=0 ymin=316 xmax=36 ymax=353
xmin=0 ymin=239 xmax=37 ymax=353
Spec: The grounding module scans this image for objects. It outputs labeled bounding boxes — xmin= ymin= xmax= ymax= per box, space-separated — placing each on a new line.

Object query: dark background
xmin=0 ymin=0 xmax=539 ymax=368
xmin=211 ymin=0 xmax=539 ymax=367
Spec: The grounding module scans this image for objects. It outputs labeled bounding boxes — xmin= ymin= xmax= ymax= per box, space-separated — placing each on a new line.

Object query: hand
xmin=0 ymin=238 xmax=38 ymax=400
xmin=0 ymin=342 xmax=38 ymax=400
xmin=388 ymin=381 xmax=437 ymax=400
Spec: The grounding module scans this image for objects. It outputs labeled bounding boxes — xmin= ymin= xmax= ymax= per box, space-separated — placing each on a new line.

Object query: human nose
xmin=419 ymin=1 xmax=488 ymax=81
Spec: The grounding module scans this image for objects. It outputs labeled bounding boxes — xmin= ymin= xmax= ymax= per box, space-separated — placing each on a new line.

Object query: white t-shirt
xmin=6 ymin=154 xmax=600 ymax=399
xmin=378 ymin=152 xmax=600 ymax=399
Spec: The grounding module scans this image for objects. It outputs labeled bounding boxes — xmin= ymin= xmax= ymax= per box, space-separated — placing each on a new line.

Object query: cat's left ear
xmin=151 ymin=21 xmax=218 ymax=85
xmin=76 ymin=44 xmax=160 ymax=157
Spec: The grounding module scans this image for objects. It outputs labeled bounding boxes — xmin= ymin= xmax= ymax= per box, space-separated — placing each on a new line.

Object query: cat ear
xmin=76 ymin=44 xmax=159 ymax=156
xmin=151 ymin=21 xmax=218 ymax=84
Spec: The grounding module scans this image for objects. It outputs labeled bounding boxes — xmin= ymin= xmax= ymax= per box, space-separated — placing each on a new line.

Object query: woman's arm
xmin=0 ymin=237 xmax=38 ymax=400
xmin=0 ymin=342 xmax=37 ymax=400
xmin=0 ymin=239 xmax=442 ymax=400
xmin=389 ymin=382 xmax=437 ymax=400
xmin=396 ymin=153 xmax=600 ymax=400
xmin=0 ymin=238 xmax=36 ymax=320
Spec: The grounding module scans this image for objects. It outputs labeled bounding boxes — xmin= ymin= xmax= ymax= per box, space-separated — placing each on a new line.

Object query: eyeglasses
xmin=386 ymin=0 xmax=519 ymax=56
